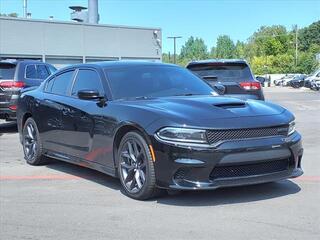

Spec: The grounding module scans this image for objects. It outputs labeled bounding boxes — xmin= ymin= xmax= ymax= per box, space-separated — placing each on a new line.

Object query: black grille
xmin=174 ymin=168 xmax=190 ymax=180
xmin=210 ymin=159 xmax=289 ymax=180
xmin=206 ymin=126 xmax=288 ymax=144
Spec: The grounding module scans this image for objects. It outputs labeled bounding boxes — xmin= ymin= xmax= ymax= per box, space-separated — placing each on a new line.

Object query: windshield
xmin=188 ymin=63 xmax=254 ymax=82
xmin=104 ymin=65 xmax=216 ymax=100
xmin=0 ymin=63 xmax=16 ymax=79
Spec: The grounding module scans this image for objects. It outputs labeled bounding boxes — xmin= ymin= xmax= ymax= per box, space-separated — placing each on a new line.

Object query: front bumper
xmin=151 ymin=132 xmax=303 ymax=190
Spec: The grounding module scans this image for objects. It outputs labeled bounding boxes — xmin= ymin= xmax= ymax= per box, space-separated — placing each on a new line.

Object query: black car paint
xmin=17 ymin=62 xmax=303 ymax=190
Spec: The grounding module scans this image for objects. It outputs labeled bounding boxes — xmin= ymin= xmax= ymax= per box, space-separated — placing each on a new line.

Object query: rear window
xmin=0 ymin=63 xmax=16 ymax=79
xmin=188 ymin=63 xmax=254 ymax=82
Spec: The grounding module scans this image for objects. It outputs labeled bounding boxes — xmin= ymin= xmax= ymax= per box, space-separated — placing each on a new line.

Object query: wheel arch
xmin=113 ymin=123 xmax=152 ymax=173
xmin=18 ymin=112 xmax=33 ymax=144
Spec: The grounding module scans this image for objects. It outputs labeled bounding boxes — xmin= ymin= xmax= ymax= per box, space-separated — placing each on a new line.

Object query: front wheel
xmin=22 ymin=117 xmax=47 ymax=165
xmin=117 ymin=131 xmax=159 ymax=200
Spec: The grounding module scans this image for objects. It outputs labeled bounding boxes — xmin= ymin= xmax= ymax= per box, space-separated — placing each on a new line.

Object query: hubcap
xmin=120 ymin=139 xmax=147 ymax=193
xmin=23 ymin=123 xmax=37 ymax=160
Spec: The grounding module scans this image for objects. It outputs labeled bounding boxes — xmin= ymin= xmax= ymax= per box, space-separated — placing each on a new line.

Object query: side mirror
xmin=213 ymin=83 xmax=226 ymax=95
xmin=78 ymin=90 xmax=101 ymax=100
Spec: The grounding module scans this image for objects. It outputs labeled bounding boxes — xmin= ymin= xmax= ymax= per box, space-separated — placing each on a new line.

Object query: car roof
xmin=58 ymin=61 xmax=177 ymax=72
xmin=0 ymin=59 xmax=45 ymax=65
xmin=186 ymin=59 xmax=248 ymax=68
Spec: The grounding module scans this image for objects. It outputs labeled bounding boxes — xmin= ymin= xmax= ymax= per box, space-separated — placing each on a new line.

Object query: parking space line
xmin=0 ymin=175 xmax=81 ymax=180
xmin=294 ymin=176 xmax=320 ymax=182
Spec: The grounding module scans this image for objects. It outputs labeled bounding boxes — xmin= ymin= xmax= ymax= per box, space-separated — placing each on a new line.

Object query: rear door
xmin=24 ymin=64 xmax=41 ymax=87
xmin=188 ymin=63 xmax=262 ymax=100
xmin=39 ymin=70 xmax=76 ymax=154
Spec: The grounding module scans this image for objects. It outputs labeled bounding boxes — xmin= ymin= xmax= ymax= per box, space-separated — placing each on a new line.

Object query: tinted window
xmin=45 ymin=77 xmax=55 ymax=92
xmin=105 ymin=65 xmax=215 ymax=100
xmin=37 ymin=65 xmax=50 ymax=79
xmin=72 ymin=69 xmax=103 ymax=96
xmin=0 ymin=63 xmax=16 ymax=79
xmin=51 ymin=71 xmax=74 ymax=95
xmin=25 ymin=65 xmax=37 ymax=79
xmin=188 ymin=63 xmax=254 ymax=82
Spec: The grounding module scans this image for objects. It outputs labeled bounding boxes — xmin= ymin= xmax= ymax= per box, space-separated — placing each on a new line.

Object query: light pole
xmin=294 ymin=25 xmax=298 ymax=66
xmin=167 ymin=36 xmax=182 ymax=64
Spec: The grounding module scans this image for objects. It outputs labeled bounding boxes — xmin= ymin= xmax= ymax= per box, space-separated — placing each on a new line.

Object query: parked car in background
xmin=274 ymin=74 xmax=295 ymax=86
xmin=310 ymin=78 xmax=320 ymax=91
xmin=186 ymin=59 xmax=264 ymax=100
xmin=304 ymin=69 xmax=320 ymax=88
xmin=288 ymin=74 xmax=307 ymax=88
xmin=17 ymin=61 xmax=303 ymax=200
xmin=0 ymin=59 xmax=57 ymax=121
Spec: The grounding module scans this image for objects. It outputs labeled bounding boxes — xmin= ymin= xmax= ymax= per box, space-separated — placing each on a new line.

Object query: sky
xmin=0 ymin=0 xmax=319 ymax=54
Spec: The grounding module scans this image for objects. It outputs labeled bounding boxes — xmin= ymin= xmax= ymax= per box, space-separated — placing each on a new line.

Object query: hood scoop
xmin=213 ymin=102 xmax=246 ymax=109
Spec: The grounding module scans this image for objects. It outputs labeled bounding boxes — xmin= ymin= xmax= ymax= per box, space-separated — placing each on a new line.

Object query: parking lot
xmin=0 ymin=87 xmax=319 ymax=240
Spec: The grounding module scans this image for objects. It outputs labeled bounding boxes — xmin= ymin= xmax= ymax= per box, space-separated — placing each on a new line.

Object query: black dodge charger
xmin=17 ymin=61 xmax=303 ymax=200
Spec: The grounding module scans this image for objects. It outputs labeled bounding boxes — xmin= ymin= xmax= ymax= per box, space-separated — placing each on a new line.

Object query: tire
xmin=117 ymin=131 xmax=160 ymax=200
xmin=22 ymin=117 xmax=47 ymax=165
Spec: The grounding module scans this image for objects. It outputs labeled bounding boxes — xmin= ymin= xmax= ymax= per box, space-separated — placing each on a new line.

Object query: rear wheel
xmin=118 ymin=131 xmax=159 ymax=200
xmin=22 ymin=117 xmax=47 ymax=165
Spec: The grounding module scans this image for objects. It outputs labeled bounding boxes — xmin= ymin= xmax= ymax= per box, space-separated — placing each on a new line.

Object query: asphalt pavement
xmin=0 ymin=87 xmax=319 ymax=240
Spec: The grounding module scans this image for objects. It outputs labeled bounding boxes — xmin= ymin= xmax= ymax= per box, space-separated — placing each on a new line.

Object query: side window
xmin=51 ymin=71 xmax=75 ymax=95
xmin=71 ymin=69 xmax=104 ymax=96
xmin=45 ymin=77 xmax=55 ymax=92
xmin=25 ymin=65 xmax=37 ymax=79
xmin=37 ymin=65 xmax=50 ymax=79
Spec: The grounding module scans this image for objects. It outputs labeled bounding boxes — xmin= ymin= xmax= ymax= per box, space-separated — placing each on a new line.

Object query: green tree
xmin=162 ymin=53 xmax=171 ymax=63
xmin=235 ymin=40 xmax=246 ymax=59
xmin=298 ymin=21 xmax=320 ymax=51
xmin=0 ymin=13 xmax=18 ymax=17
xmin=215 ymin=35 xmax=236 ymax=58
xmin=179 ymin=36 xmax=208 ymax=63
xmin=250 ymin=25 xmax=292 ymax=56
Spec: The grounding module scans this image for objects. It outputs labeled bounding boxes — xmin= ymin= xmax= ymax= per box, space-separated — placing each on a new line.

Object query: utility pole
xmin=167 ymin=36 xmax=182 ymax=64
xmin=23 ymin=0 xmax=28 ymax=18
xmin=295 ymin=25 xmax=298 ymax=66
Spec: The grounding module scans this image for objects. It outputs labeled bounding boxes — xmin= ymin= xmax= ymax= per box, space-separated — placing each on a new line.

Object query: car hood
xmin=117 ymin=96 xmax=287 ymax=124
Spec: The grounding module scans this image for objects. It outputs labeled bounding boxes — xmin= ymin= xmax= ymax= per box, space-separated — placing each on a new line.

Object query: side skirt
xmin=44 ymin=150 xmax=117 ymax=178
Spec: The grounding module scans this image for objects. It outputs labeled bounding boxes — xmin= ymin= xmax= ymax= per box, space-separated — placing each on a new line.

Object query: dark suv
xmin=186 ymin=59 xmax=264 ymax=100
xmin=0 ymin=59 xmax=57 ymax=121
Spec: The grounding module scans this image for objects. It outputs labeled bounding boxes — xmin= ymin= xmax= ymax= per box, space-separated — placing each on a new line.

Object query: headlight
xmin=156 ymin=127 xmax=207 ymax=143
xmin=288 ymin=121 xmax=296 ymax=135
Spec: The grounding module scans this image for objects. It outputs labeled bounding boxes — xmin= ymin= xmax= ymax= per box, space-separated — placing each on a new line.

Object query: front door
xmin=61 ymin=69 xmax=114 ymax=169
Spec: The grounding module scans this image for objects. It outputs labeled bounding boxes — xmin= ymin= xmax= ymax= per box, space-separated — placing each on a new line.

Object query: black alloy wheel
xmin=22 ymin=118 xmax=47 ymax=165
xmin=118 ymin=131 xmax=158 ymax=200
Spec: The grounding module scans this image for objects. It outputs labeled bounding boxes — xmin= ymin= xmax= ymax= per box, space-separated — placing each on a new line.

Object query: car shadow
xmin=0 ymin=121 xmax=18 ymax=134
xmin=156 ymin=180 xmax=301 ymax=207
xmin=45 ymin=159 xmax=121 ymax=191
xmin=46 ymin=159 xmax=301 ymax=206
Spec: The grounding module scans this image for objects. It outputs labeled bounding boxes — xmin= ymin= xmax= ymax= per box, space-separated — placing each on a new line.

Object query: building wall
xmin=0 ymin=17 xmax=162 ymax=68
